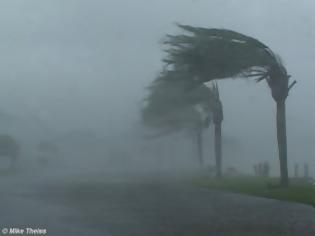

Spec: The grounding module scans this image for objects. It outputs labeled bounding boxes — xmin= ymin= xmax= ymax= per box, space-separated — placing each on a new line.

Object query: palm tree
xmin=210 ymin=83 xmax=223 ymax=178
xmin=187 ymin=82 xmax=224 ymax=177
xmin=163 ymin=24 xmax=297 ymax=186
xmin=142 ymin=74 xmax=212 ymax=168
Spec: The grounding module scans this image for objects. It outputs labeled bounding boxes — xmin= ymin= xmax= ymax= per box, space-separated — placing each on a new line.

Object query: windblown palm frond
xmin=163 ymin=24 xmax=293 ymax=101
xmin=142 ymin=72 xmax=216 ymax=134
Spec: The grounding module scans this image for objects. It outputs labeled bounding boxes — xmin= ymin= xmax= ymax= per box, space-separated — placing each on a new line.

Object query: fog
xmin=0 ymin=0 xmax=314 ymax=177
xmin=0 ymin=1 xmax=314 ymax=235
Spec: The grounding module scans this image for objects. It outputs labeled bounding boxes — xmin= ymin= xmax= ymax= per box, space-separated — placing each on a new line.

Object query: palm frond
xmin=142 ymin=72 xmax=220 ymax=133
xmin=163 ymin=24 xmax=289 ymax=89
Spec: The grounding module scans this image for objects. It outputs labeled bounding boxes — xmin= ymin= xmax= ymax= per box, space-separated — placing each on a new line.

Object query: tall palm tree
xmin=210 ymin=83 xmax=223 ymax=177
xmin=163 ymin=24 xmax=297 ymax=186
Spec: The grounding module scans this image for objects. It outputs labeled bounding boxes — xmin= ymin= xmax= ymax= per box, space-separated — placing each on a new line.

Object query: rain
xmin=0 ymin=1 xmax=314 ymax=235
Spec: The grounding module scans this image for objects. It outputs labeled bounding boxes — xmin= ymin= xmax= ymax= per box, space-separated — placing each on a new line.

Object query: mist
xmin=0 ymin=1 xmax=314 ymax=235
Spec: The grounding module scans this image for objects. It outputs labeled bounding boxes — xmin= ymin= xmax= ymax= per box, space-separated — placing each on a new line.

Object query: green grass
xmin=194 ymin=176 xmax=315 ymax=207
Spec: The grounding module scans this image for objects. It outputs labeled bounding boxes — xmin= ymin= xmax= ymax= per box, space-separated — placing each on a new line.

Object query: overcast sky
xmin=0 ymin=0 xmax=314 ymax=171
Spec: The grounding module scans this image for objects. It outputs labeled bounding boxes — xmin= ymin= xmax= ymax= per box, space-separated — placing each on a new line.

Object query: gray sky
xmin=0 ymin=0 xmax=314 ymax=171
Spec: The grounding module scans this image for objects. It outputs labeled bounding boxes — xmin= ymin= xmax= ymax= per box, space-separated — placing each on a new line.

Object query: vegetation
xmin=142 ymin=69 xmax=227 ymax=170
xmin=194 ymin=176 xmax=315 ymax=207
xmin=37 ymin=141 xmax=60 ymax=166
xmin=162 ymin=24 xmax=297 ymax=186
xmin=0 ymin=134 xmax=19 ymax=169
xmin=142 ymin=73 xmax=213 ymax=167
xmin=37 ymin=141 xmax=59 ymax=154
xmin=209 ymin=83 xmax=223 ymax=177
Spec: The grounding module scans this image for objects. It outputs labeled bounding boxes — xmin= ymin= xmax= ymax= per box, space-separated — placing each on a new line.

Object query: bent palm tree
xmin=142 ymin=74 xmax=212 ymax=168
xmin=187 ymin=82 xmax=223 ymax=177
xmin=163 ymin=24 xmax=296 ymax=186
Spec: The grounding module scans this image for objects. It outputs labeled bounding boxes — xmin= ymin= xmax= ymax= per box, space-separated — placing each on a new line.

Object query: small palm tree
xmin=163 ymin=24 xmax=297 ymax=186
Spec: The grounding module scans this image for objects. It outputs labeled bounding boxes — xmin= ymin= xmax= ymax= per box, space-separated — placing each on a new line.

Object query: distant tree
xmin=0 ymin=134 xmax=19 ymax=169
xmin=294 ymin=163 xmax=299 ymax=178
xmin=162 ymin=24 xmax=297 ymax=186
xmin=37 ymin=141 xmax=59 ymax=154
xmin=37 ymin=141 xmax=59 ymax=166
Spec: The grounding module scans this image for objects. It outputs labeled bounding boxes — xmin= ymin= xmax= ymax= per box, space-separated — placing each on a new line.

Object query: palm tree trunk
xmin=214 ymin=122 xmax=222 ymax=178
xmin=276 ymin=100 xmax=289 ymax=186
xmin=196 ymin=128 xmax=203 ymax=168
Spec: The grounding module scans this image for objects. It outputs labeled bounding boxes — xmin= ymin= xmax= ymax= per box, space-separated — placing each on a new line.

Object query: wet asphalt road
xmin=1 ymin=171 xmax=315 ymax=236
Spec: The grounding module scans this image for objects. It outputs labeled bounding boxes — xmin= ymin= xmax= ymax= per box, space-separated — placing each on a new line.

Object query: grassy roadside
xmin=194 ymin=176 xmax=315 ymax=207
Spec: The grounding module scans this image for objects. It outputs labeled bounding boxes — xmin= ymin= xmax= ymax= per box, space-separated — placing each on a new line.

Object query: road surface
xmin=0 ymin=170 xmax=315 ymax=236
